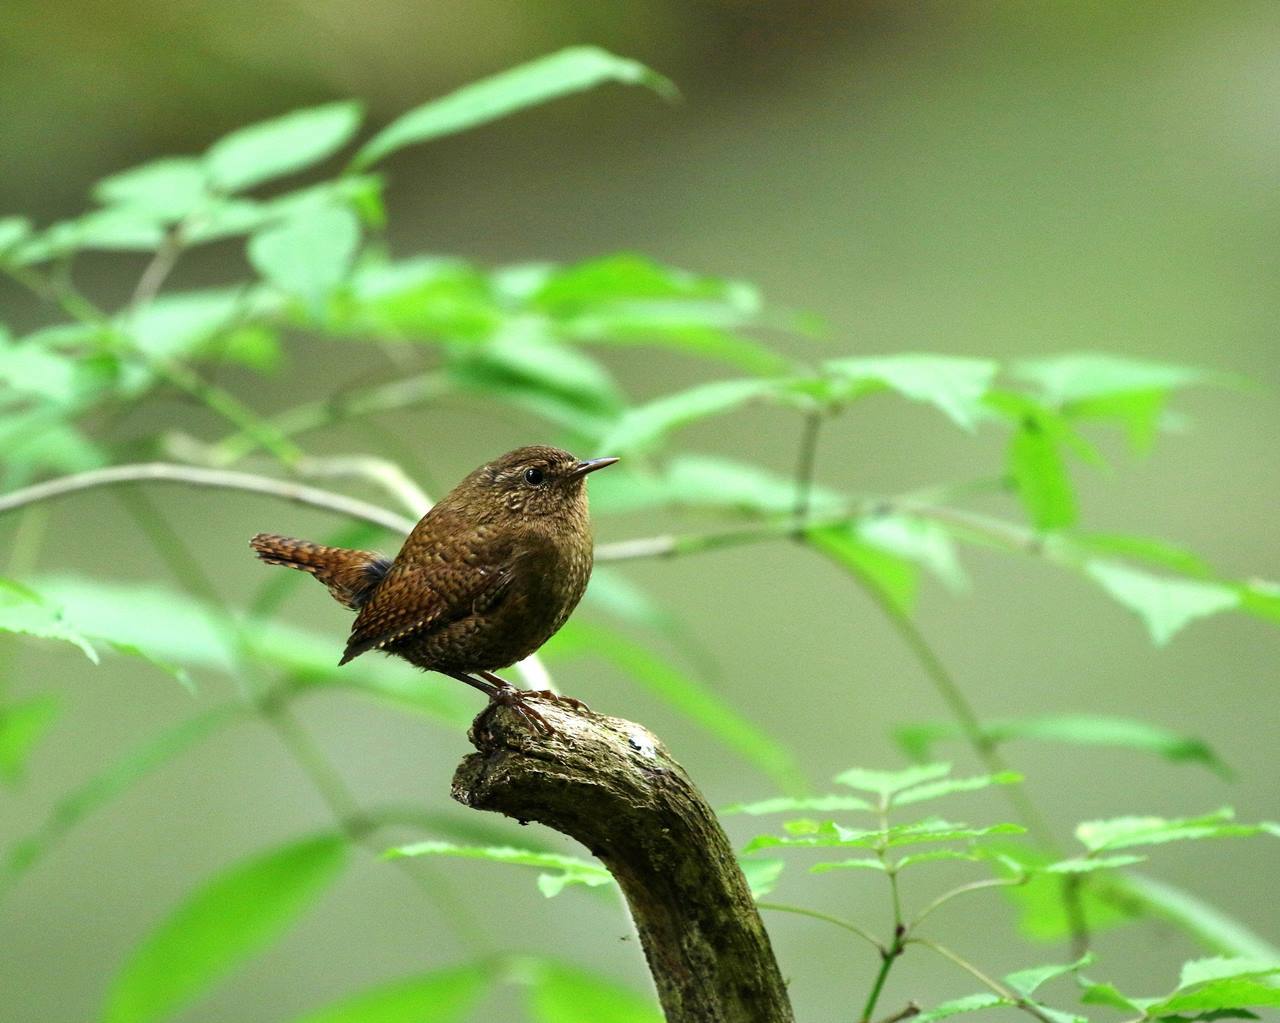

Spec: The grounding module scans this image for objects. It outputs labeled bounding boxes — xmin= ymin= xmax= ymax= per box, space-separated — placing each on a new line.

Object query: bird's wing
xmin=338 ymin=549 xmax=516 ymax=666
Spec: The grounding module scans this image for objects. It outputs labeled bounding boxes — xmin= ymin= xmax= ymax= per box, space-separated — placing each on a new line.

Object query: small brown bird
xmin=250 ymin=446 xmax=617 ymax=731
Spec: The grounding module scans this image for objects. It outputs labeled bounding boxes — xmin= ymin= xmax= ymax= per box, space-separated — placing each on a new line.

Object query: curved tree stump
xmin=452 ymin=700 xmax=795 ymax=1023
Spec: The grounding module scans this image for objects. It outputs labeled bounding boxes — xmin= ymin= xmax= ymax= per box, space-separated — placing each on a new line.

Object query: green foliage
xmin=1074 ymin=809 xmax=1278 ymax=853
xmin=105 ymin=835 xmax=348 ymax=1023
xmin=526 ymin=962 xmax=663 ymax=1023
xmin=386 ymin=840 xmax=612 ymax=899
xmin=288 ymin=965 xmax=490 ymax=1023
xmin=0 ymin=695 xmax=58 ymax=785
xmin=1084 ymin=560 xmax=1240 ymax=645
xmin=1082 ymin=956 xmax=1280 ymax=1019
xmin=206 ymin=101 xmax=364 ymax=192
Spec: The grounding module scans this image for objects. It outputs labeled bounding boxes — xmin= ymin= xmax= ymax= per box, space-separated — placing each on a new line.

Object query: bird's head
xmin=451 ymin=446 xmax=618 ymax=520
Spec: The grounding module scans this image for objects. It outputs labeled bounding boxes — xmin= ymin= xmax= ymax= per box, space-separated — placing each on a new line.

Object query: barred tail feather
xmin=249 ymin=533 xmax=391 ymax=610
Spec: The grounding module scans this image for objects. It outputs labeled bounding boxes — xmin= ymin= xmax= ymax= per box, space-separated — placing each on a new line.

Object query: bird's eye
xmin=523 ymin=467 xmax=546 ymax=486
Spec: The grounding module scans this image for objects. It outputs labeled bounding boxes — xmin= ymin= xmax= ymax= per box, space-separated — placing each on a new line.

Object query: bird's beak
xmin=571 ymin=457 xmax=619 ymax=478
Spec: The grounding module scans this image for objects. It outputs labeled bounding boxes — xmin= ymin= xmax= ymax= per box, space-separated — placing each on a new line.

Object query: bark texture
xmin=452 ymin=700 xmax=795 ymax=1023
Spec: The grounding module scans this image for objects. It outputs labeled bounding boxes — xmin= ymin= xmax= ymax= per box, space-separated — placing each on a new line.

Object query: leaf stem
xmin=756 ymin=901 xmax=885 ymax=953
xmin=908 ymin=937 xmax=1056 ymax=1023
xmin=906 ymin=876 xmax=1026 ymax=932
xmin=792 ymin=409 xmax=823 ymax=531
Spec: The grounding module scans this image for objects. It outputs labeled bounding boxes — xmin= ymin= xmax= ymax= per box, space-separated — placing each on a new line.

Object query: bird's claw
xmin=522 ymin=689 xmax=590 ymax=714
xmin=489 ymin=687 xmax=555 ymax=735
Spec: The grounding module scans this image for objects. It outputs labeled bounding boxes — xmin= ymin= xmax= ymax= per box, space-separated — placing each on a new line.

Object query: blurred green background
xmin=2 ymin=2 xmax=1277 ymax=1021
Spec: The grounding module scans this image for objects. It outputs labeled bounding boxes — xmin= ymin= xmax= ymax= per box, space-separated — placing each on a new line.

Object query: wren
xmin=250 ymin=446 xmax=618 ymax=731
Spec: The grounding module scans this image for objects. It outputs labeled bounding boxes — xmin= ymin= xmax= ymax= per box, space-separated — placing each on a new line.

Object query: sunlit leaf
xmin=857 ymin=515 xmax=968 ymax=592
xmin=1150 ymin=979 xmax=1280 ymax=1015
xmin=526 ymin=961 xmax=663 ymax=1023
xmin=1010 ymin=413 xmax=1076 ymax=529
xmin=1084 ymin=560 xmax=1239 ymax=645
xmin=105 ymin=834 xmax=348 ymax=1023
xmin=124 ymin=288 xmax=246 ymax=359
xmin=355 ymin=47 xmax=675 ymax=169
xmin=1014 ymin=352 xmax=1217 ymax=406
xmin=891 ymin=772 xmax=1022 ymax=807
xmin=288 ymin=965 xmax=491 ymax=1023
xmin=833 ymin=762 xmax=952 ymax=799
xmin=1070 ymin=532 xmax=1214 ymax=577
xmin=807 ymin=523 xmax=918 ymax=617
xmin=722 ymin=794 xmax=873 ymax=816
xmin=746 ymin=817 xmax=1023 ymax=852
xmin=386 ymin=840 xmax=612 ymax=899
xmin=206 ymin=101 xmax=363 ymax=192
xmin=808 ymin=857 xmax=886 ymax=873
xmin=894 ymin=714 xmax=1229 ymax=778
xmin=740 ymin=858 xmax=785 ymax=898
xmin=0 ymin=696 xmax=59 ymax=786
xmin=94 ymin=158 xmax=210 ymax=221
xmin=0 ymin=577 xmax=98 ymax=662
xmin=0 ymin=216 xmax=31 ymax=255
xmin=12 ymin=208 xmax=165 ymax=263
xmin=914 ymin=992 xmax=1007 ymax=1022
xmin=823 ymin=354 xmax=998 ymax=430
xmin=542 ymin=621 xmax=803 ymax=793
xmin=1179 ymin=958 xmax=1280 ymax=990
xmin=1 ymin=706 xmax=243 ymax=894
xmin=1032 ymin=855 xmax=1147 ymax=874
xmin=1075 ymin=809 xmax=1278 ymax=853
xmin=1004 ymin=954 xmax=1093 ymax=998
xmin=249 ymin=204 xmax=361 ymax=315
xmin=596 ymin=378 xmax=777 ymax=455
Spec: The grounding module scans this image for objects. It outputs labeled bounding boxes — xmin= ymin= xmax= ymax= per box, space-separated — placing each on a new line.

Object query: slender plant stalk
xmin=909 ymin=938 xmax=1056 ymax=1023
xmin=756 ymin=901 xmax=884 ymax=952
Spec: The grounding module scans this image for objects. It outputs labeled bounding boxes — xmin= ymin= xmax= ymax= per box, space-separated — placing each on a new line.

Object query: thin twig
xmin=792 ymin=409 xmax=823 ymax=531
xmin=909 ymin=938 xmax=1056 ymax=1023
xmin=756 ymin=901 xmax=885 ymax=953
xmin=873 ymin=1003 xmax=920 ymax=1023
xmin=128 ymin=223 xmax=186 ymax=316
xmin=906 ymin=876 xmax=1026 ymax=932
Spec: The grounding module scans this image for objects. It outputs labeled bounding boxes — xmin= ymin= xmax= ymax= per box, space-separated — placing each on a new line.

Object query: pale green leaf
xmin=248 ymin=205 xmax=361 ymax=315
xmin=527 ymin=962 xmax=663 ymax=1023
xmin=12 ymin=208 xmax=165 ymax=263
xmin=914 ymin=993 xmax=1007 ymax=1022
xmin=0 ymin=578 xmax=98 ymax=662
xmin=2 ymin=706 xmax=243 ymax=893
xmin=542 ymin=621 xmax=803 ymax=793
xmin=0 ymin=337 xmax=87 ymax=404
xmin=0 ymin=216 xmax=32 ymax=255
xmin=894 ymin=715 xmax=1229 ymax=778
xmin=740 ymin=858 xmax=785 ymax=898
xmin=386 ymin=840 xmax=612 ymax=899
xmin=1070 ymin=532 xmax=1214 ymax=577
xmin=833 ymin=762 xmax=952 ymax=798
xmin=823 ymin=354 xmax=998 ymax=430
xmin=466 ymin=318 xmax=623 ymax=414
xmin=94 ymin=158 xmax=210 ymax=221
xmin=288 ymin=966 xmax=490 ymax=1023
xmin=125 ymin=288 xmax=245 ymax=359
xmin=0 ymin=696 xmax=59 ymax=786
xmin=596 ymin=378 xmax=777 ymax=455
xmin=807 ymin=523 xmax=919 ymax=618
xmin=105 ymin=834 xmax=348 ymax=1023
xmin=808 ymin=857 xmax=886 ymax=873
xmin=1075 ymin=809 xmax=1276 ymax=853
xmin=1179 ymin=958 xmax=1280 ymax=990
xmin=206 ymin=101 xmax=363 ymax=192
xmin=1015 ymin=352 xmax=1216 ymax=405
xmin=1004 ymin=955 xmax=1093 ymax=998
xmin=857 ymin=514 xmax=968 ymax=591
xmin=747 ymin=818 xmax=1023 ymax=852
xmin=891 ymin=772 xmax=1022 ymax=807
xmin=1033 ymin=855 xmax=1147 ymax=874
xmin=355 ymin=47 xmax=675 ymax=169
xmin=1085 ymin=560 xmax=1239 ymax=645
xmin=722 ymin=794 xmax=873 ymax=816
xmin=1080 ymin=981 xmax=1143 ymax=1012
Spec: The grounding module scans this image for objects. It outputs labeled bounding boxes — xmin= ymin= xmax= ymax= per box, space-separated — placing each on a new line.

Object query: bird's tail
xmin=249 ymin=533 xmax=391 ymax=610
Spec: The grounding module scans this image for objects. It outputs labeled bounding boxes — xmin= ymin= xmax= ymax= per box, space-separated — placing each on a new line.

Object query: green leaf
xmin=823 ymin=354 xmax=998 ymax=430
xmin=809 ymin=857 xmax=886 ymax=873
xmin=1033 ymin=855 xmax=1148 ymax=874
xmin=1148 ymin=975 xmax=1280 ymax=1016
xmin=0 ymin=578 xmax=98 ymax=662
xmin=355 ymin=47 xmax=675 ymax=169
xmin=0 ymin=335 xmax=96 ymax=405
xmin=1114 ymin=873 xmax=1280 ymax=960
xmin=288 ymin=965 xmax=490 ymax=1023
xmin=0 ymin=696 xmax=59 ymax=786
xmin=1179 ymin=959 xmax=1280 ymax=990
xmin=722 ymin=794 xmax=873 ymax=816
xmin=94 ymin=157 xmax=210 ymax=221
xmin=105 ymin=834 xmax=348 ymax=1023
xmin=747 ymin=817 xmax=1024 ymax=852
xmin=125 ymin=287 xmax=246 ymax=359
xmin=12 ymin=208 xmax=166 ymax=262
xmin=833 ymin=762 xmax=953 ymax=799
xmin=1084 ymin=560 xmax=1239 ymax=645
xmin=1014 ymin=352 xmax=1217 ymax=405
xmin=891 ymin=772 xmax=1022 ymax=807
xmin=739 ymin=858 xmax=786 ymax=898
xmin=914 ymin=993 xmax=1008 ymax=1022
xmin=248 ymin=204 xmax=361 ymax=315
xmin=807 ymin=523 xmax=919 ymax=618
xmin=1080 ymin=981 xmax=1143 ymax=1012
xmin=1070 ymin=532 xmax=1214 ymax=577
xmin=596 ymin=378 xmax=777 ymax=455
xmin=206 ymin=101 xmax=363 ymax=192
xmin=386 ymin=840 xmax=612 ymax=899
xmin=894 ymin=715 xmax=1230 ymax=778
xmin=542 ymin=621 xmax=803 ymax=793
xmin=857 ymin=515 xmax=968 ymax=592
xmin=1010 ymin=413 xmax=1076 ymax=529
xmin=1004 ymin=955 xmax=1093 ymax=998
xmin=993 ymin=843 xmax=1140 ymax=943
xmin=527 ymin=961 xmax=663 ymax=1023
xmin=1075 ymin=809 xmax=1277 ymax=853
xmin=0 ymin=216 xmax=32 ymax=255
xmin=2 ymin=706 xmax=242 ymax=894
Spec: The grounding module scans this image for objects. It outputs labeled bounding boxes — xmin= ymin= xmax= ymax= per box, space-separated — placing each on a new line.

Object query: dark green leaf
xmin=94 ymin=158 xmax=210 ymax=221
xmin=248 ymin=205 xmax=361 ymax=315
xmin=823 ymin=354 xmax=998 ymax=430
xmin=206 ymin=101 xmax=363 ymax=192
xmin=287 ymin=965 xmax=490 ymax=1023
xmin=386 ymin=840 xmax=612 ymax=899
xmin=542 ymin=622 xmax=803 ymax=793
xmin=527 ymin=961 xmax=663 ymax=1023
xmin=0 ymin=696 xmax=59 ymax=786
xmin=807 ymin=523 xmax=919 ymax=617
xmin=2 ymin=706 xmax=243 ymax=895
xmin=895 ymin=715 xmax=1230 ymax=778
xmin=1084 ymin=560 xmax=1239 ymax=645
xmin=105 ymin=834 xmax=348 ymax=1023
xmin=355 ymin=47 xmax=675 ymax=169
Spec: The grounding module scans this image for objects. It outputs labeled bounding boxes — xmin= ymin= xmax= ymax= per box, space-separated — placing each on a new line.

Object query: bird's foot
xmin=521 ymin=689 xmax=591 ymax=714
xmin=488 ymin=686 xmax=555 ymax=735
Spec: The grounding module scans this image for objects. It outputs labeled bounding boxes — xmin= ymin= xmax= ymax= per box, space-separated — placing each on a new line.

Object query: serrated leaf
xmin=596 ymin=378 xmax=777 ymax=455
xmin=1 ymin=706 xmax=242 ymax=894
xmin=1179 ymin=959 xmax=1280 ymax=990
xmin=0 ymin=578 xmax=98 ymax=662
xmin=541 ymin=621 xmax=802 ymax=793
xmin=891 ymin=772 xmax=1022 ymax=807
xmin=287 ymin=965 xmax=491 ymax=1023
xmin=808 ymin=858 xmax=886 ymax=873
xmin=807 ymin=523 xmax=919 ymax=618
xmin=747 ymin=817 xmax=1024 ymax=852
xmin=1015 ymin=352 xmax=1217 ymax=405
xmin=833 ymin=762 xmax=952 ymax=798
xmin=895 ymin=715 xmax=1229 ymax=778
xmin=249 ymin=204 xmax=361 ymax=315
xmin=1075 ymin=809 xmax=1276 ymax=853
xmin=823 ymin=354 xmax=998 ymax=430
xmin=1004 ymin=954 xmax=1093 ymax=998
xmin=386 ymin=840 xmax=612 ymax=899
xmin=914 ymin=992 xmax=1008 ymax=1021
xmin=1034 ymin=855 xmax=1147 ymax=874
xmin=1084 ymin=560 xmax=1239 ymax=645
xmin=527 ymin=961 xmax=663 ymax=1023
xmin=0 ymin=696 xmax=59 ymax=786
xmin=105 ymin=834 xmax=348 ymax=1023
xmin=722 ymin=794 xmax=873 ymax=816
xmin=206 ymin=101 xmax=363 ymax=192
xmin=739 ymin=857 xmax=785 ymax=898
xmin=355 ymin=47 xmax=675 ymax=169
xmin=1150 ymin=979 xmax=1280 ymax=1016
xmin=94 ymin=157 xmax=210 ymax=221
